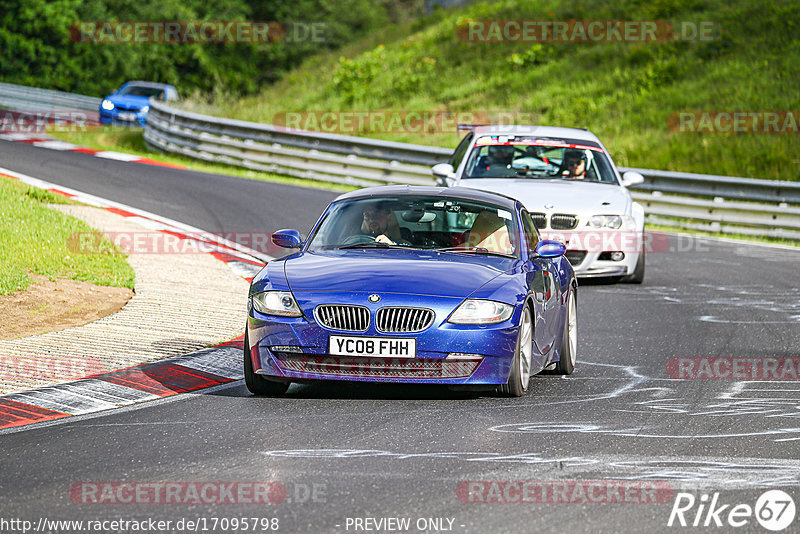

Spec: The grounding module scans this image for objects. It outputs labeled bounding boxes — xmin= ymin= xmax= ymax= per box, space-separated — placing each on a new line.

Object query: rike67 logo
xmin=668 ymin=490 xmax=796 ymax=531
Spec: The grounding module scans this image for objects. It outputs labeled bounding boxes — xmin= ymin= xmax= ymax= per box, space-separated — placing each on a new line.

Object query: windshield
xmin=119 ymin=85 xmax=164 ymax=98
xmin=306 ymin=195 xmax=520 ymax=258
xmin=463 ymin=136 xmax=618 ymax=184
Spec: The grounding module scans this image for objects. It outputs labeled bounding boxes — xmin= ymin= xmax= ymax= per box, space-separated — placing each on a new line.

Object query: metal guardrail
xmin=0 ymin=82 xmax=101 ymax=113
xmin=143 ymin=100 xmax=797 ymax=241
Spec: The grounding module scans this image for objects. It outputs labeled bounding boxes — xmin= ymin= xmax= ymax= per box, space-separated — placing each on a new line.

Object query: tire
xmin=244 ymin=330 xmax=290 ymax=396
xmin=622 ymin=247 xmax=645 ymax=284
xmin=498 ymin=304 xmax=533 ymax=397
xmin=554 ymin=288 xmax=577 ymax=375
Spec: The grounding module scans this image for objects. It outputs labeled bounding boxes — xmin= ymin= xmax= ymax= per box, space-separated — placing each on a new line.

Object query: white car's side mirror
xmin=431 ymin=163 xmax=456 ymax=187
xmin=621 ymin=171 xmax=645 ymax=187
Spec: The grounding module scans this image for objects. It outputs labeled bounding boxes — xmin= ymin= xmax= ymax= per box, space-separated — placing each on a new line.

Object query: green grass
xmin=48 ymin=128 xmax=355 ymax=193
xmin=0 ymin=176 xmax=135 ymax=295
xmin=179 ymin=0 xmax=799 ymax=182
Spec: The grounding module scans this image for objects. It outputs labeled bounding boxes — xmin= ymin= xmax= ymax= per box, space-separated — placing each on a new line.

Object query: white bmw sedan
xmin=432 ymin=125 xmax=646 ymax=283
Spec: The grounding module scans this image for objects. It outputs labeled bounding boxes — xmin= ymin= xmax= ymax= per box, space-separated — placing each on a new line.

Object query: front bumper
xmin=98 ymin=109 xmax=147 ymax=126
xmin=247 ymin=297 xmax=520 ymax=385
xmin=568 ymin=250 xmax=638 ymax=277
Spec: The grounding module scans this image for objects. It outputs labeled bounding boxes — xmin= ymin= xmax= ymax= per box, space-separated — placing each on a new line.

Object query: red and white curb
xmin=0 ymin=166 xmax=271 ymax=431
xmin=0 ymin=337 xmax=245 ymax=430
xmin=0 ymin=132 xmax=186 ymax=169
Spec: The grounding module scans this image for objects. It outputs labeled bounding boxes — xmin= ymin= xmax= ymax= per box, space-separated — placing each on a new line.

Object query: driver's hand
xmin=375 ymin=234 xmax=395 ymax=244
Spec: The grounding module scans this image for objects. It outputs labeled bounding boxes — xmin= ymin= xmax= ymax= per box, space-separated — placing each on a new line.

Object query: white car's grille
xmin=550 ymin=214 xmax=579 ymax=230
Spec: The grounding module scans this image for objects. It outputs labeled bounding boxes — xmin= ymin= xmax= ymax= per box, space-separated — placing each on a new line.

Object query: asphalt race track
xmin=1 ymin=139 xmax=799 ymax=533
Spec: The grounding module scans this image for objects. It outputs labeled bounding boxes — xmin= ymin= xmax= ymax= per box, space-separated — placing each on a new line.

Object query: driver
xmin=487 ymin=144 xmax=516 ymax=168
xmin=561 ymin=149 xmax=587 ymax=179
xmin=361 ymin=202 xmax=404 ymax=244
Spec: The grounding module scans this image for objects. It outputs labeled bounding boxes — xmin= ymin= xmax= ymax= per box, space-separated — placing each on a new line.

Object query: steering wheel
xmin=341 ymin=234 xmax=378 ymax=245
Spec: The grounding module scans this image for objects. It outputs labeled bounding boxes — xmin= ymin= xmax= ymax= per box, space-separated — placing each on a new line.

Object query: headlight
xmin=587 ymin=215 xmax=634 ymax=229
xmin=251 ymin=291 xmax=302 ymax=317
xmin=448 ymin=299 xmax=514 ymax=325
xmin=140 ymin=105 xmax=149 ymax=114
xmin=101 ymin=99 xmax=114 ymax=111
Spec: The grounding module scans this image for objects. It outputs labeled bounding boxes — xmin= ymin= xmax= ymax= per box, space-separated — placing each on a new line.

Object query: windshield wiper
xmin=336 ymin=242 xmax=409 ymax=250
xmin=433 ymin=246 xmax=515 ymax=258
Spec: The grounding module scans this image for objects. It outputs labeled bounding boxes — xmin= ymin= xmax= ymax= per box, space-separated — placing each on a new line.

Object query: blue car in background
xmin=245 ymin=185 xmax=578 ymax=397
xmin=99 ymin=81 xmax=178 ymax=126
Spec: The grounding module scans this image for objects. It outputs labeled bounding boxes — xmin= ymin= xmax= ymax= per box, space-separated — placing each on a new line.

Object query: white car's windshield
xmin=306 ymin=195 xmax=520 ymax=258
xmin=463 ymin=137 xmax=618 ymax=184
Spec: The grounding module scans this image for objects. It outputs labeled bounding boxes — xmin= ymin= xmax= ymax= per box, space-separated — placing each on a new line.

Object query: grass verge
xmin=181 ymin=0 xmax=799 ymax=182
xmin=0 ymin=175 xmax=135 ymax=295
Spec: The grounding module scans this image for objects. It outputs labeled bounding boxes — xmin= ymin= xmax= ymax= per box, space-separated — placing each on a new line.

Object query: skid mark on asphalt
xmin=258 ymin=449 xmax=800 ymax=489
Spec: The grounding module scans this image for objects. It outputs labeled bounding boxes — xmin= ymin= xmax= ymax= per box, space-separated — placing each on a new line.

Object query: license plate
xmin=118 ymin=112 xmax=137 ymax=121
xmin=329 ymin=336 xmax=416 ymax=358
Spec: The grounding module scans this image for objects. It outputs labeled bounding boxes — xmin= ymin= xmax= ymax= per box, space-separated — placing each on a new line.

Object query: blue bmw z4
xmin=245 ymin=186 xmax=577 ymax=397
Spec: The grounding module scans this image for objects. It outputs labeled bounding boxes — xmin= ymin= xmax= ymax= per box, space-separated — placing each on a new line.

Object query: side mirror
xmin=431 ymin=163 xmax=455 ymax=179
xmin=621 ymin=171 xmax=645 ymax=187
xmin=533 ymin=240 xmax=566 ymax=259
xmin=271 ymin=229 xmax=302 ymax=249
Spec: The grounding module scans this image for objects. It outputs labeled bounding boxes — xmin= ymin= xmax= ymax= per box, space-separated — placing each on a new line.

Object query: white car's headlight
xmin=251 ymin=291 xmax=302 ymax=317
xmin=101 ymin=99 xmax=114 ymax=111
xmin=448 ymin=299 xmax=514 ymax=325
xmin=587 ymin=214 xmax=634 ymax=229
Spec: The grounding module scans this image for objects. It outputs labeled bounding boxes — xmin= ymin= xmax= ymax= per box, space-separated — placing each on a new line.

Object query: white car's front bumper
xmin=566 ymin=249 xmax=639 ymax=277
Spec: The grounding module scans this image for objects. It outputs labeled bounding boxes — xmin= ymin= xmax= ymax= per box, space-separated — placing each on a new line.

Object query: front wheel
xmin=553 ymin=289 xmax=577 ymax=375
xmin=498 ymin=305 xmax=533 ymax=397
xmin=244 ymin=330 xmax=290 ymax=396
xmin=622 ymin=247 xmax=645 ymax=284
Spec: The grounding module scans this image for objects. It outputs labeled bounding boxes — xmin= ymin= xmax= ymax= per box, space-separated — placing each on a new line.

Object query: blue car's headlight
xmin=251 ymin=291 xmax=303 ymax=317
xmin=101 ymin=99 xmax=114 ymax=111
xmin=448 ymin=299 xmax=513 ymax=325
xmin=140 ymin=105 xmax=149 ymax=114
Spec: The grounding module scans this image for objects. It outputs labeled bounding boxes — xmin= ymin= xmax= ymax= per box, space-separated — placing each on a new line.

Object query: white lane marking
xmin=56 ymin=379 xmax=159 ymax=404
xmin=0 ymin=166 xmax=272 ymax=264
xmin=6 ymin=387 xmax=119 ymax=415
xmin=31 ymin=140 xmax=80 ymax=151
xmin=94 ymin=151 xmax=141 ymax=161
xmin=699 ymin=315 xmax=800 ymax=323
xmin=0 ymin=133 xmax=45 ymax=141
xmin=171 ymin=347 xmax=244 ymax=380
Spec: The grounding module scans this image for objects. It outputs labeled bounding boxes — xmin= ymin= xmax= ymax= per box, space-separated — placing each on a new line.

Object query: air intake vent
xmin=565 ymin=251 xmax=587 ymax=266
xmin=314 ymin=305 xmax=370 ymax=332
xmin=550 ymin=214 xmax=578 ymax=230
xmin=376 ymin=307 xmax=434 ymax=333
xmin=531 ymin=212 xmax=547 ymax=229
